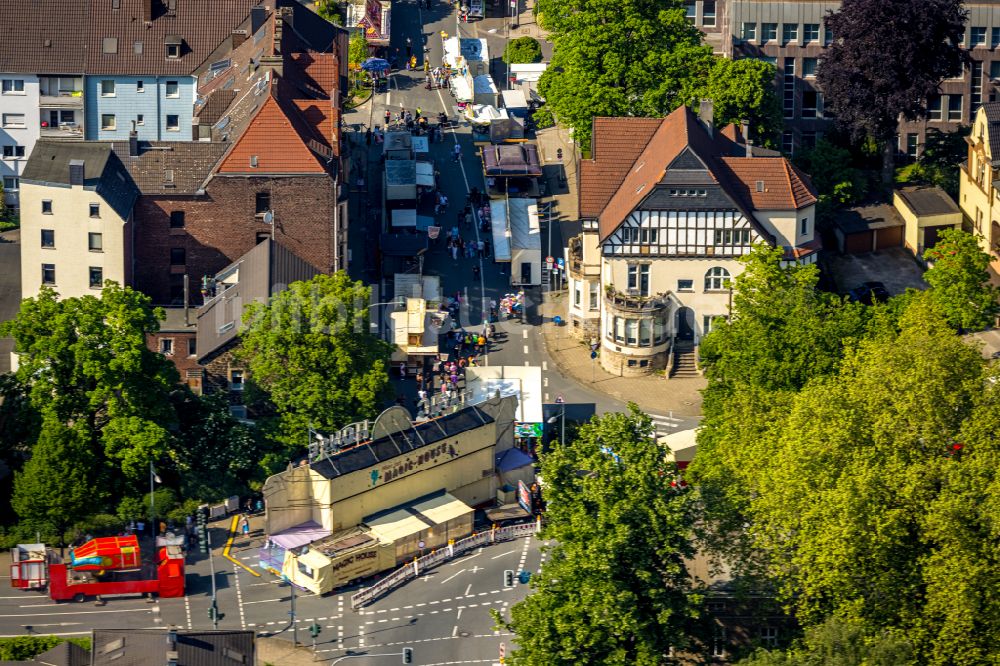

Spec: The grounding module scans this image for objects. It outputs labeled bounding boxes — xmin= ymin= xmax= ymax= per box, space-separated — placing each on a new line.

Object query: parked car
xmin=846 ymin=281 xmax=891 ymax=305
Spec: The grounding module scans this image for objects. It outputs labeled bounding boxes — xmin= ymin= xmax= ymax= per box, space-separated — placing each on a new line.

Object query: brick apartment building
xmin=684 ymin=0 xmax=1000 ymax=155
xmin=121 ymin=4 xmax=348 ymax=306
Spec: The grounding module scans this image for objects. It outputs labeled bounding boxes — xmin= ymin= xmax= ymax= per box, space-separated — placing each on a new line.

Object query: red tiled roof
xmin=217 ymin=86 xmax=327 ymax=175
xmin=783 ymin=238 xmax=822 ymax=260
xmin=715 ymin=157 xmax=818 ymax=211
xmin=578 ymin=117 xmax=662 ymax=219
xmin=597 ymin=110 xmax=697 ymax=241
xmin=86 ymin=0 xmax=256 ymax=75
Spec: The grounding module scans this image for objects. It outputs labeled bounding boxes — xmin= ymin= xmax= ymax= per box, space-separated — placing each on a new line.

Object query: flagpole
xmin=150 ymin=461 xmax=155 ymax=537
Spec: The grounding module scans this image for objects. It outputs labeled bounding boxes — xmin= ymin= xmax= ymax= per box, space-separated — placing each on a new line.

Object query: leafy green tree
xmin=172 ymin=392 xmax=263 ymax=497
xmin=503 ymin=36 xmax=542 ymax=64
xmin=0 ymin=636 xmax=90 ymax=660
xmin=349 ymin=31 xmax=369 ymax=68
xmin=923 ymin=227 xmax=1000 ymax=331
xmin=816 ymin=0 xmax=968 ymax=183
xmin=1 ymin=284 xmax=180 ymax=487
xmin=496 ymin=406 xmax=701 ymax=665
xmin=700 ymin=58 xmax=782 ymax=147
xmin=535 ymin=0 xmax=712 ymax=150
xmin=238 ymin=272 xmax=393 ymax=449
xmin=315 ymin=0 xmax=341 ymax=23
xmin=739 ymin=617 xmax=913 ymax=666
xmin=895 ymin=128 xmax=969 ymax=198
xmin=12 ymin=421 xmax=102 ymax=548
xmin=0 ymin=184 xmax=17 ymax=231
xmin=794 ymin=138 xmax=868 ymax=222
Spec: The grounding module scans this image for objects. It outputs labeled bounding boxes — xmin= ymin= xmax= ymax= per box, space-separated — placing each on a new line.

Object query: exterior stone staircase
xmin=669 ymin=341 xmax=699 ymax=378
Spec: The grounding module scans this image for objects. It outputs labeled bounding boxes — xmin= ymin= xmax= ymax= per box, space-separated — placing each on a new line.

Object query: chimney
xmin=141 ymin=0 xmax=153 ymax=22
xmin=250 ymin=6 xmax=267 ymax=35
xmin=741 ymin=121 xmax=752 ymax=157
xmin=129 ymin=126 xmax=139 ymax=158
xmin=68 ymin=159 xmax=84 ymax=186
xmin=698 ymin=99 xmax=714 ymax=137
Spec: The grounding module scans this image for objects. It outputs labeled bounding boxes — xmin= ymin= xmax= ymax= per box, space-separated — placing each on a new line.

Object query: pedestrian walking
xmin=410 ymin=55 xmax=417 ymax=70
xmin=453 ymin=143 xmax=462 ymax=162
xmin=384 ymin=109 xmax=391 ymax=126
xmin=365 ymin=128 xmax=372 ymax=145
xmin=416 ymin=107 xmax=422 ymax=119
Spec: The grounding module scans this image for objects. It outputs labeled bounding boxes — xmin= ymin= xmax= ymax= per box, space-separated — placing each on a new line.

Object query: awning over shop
xmin=495 ymin=446 xmax=534 ymax=472
xmin=416 ymin=161 xmax=435 ymax=187
xmin=508 ymin=198 xmax=540 ymax=252
xmin=451 ymin=75 xmax=473 ymax=103
xmin=464 ymin=365 xmax=542 ymax=423
xmin=270 ymin=521 xmax=331 ymax=550
xmin=483 ymin=144 xmax=542 ymax=177
xmin=391 ymin=209 xmax=417 ymax=228
xmin=490 ymin=199 xmax=513 ymax=262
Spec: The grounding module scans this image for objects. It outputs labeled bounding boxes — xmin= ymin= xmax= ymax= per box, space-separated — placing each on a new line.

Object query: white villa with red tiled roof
xmin=565 ymin=102 xmax=820 ymax=377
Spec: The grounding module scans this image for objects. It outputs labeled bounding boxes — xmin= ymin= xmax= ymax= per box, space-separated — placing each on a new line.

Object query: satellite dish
xmin=263 ymin=210 xmax=274 ymax=224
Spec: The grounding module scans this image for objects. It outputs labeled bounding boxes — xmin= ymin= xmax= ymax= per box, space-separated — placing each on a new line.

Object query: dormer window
xmin=755 ymin=180 xmax=765 ymax=192
xmin=165 ymin=35 xmax=182 ymax=59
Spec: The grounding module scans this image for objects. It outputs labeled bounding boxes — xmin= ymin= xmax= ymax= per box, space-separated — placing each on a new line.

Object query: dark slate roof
xmin=0 ymin=0 xmax=89 ymax=73
xmin=85 ymin=0 xmax=256 ymax=75
xmin=111 ymin=141 xmax=226 ymax=195
xmin=835 ymin=202 xmax=905 ymax=235
xmin=982 ymin=102 xmax=1000 ymax=161
xmin=196 ymin=89 xmax=237 ymax=125
xmin=21 ymin=141 xmax=139 ymax=220
xmin=895 ymin=185 xmax=960 ymax=217
xmin=33 ymin=641 xmax=89 ymax=666
xmin=92 ymin=629 xmax=255 ymax=666
xmin=311 ymin=406 xmax=496 ymax=480
xmin=277 ymin=0 xmax=347 ymax=52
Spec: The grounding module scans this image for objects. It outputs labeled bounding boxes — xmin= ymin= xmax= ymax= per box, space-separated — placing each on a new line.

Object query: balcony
xmin=39 ymin=91 xmax=83 ymax=108
xmin=604 ymin=287 xmax=671 ymax=313
xmin=567 ymin=234 xmax=599 ymax=277
xmin=39 ymin=123 xmax=83 ymax=139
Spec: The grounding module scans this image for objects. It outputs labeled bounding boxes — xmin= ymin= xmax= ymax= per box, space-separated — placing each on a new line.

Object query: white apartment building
xmin=19 ymin=142 xmax=138 ymax=300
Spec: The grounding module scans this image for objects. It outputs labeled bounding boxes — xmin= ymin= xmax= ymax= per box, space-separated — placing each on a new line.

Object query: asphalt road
xmin=0 ymin=520 xmax=543 ymax=666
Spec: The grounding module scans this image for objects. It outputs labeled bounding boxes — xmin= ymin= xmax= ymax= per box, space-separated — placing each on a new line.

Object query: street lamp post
xmin=149 ymin=462 xmax=161 ymax=537
xmin=547 ymin=403 xmax=566 ymax=447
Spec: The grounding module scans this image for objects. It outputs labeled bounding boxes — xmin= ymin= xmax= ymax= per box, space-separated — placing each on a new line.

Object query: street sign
xmin=545 ymin=255 xmax=554 ymax=265
xmin=590 ymin=351 xmax=598 ymax=360
xmin=517 ymin=480 xmax=533 ymax=514
xmin=418 ymin=540 xmax=425 ymax=549
xmin=515 ymin=422 xmax=543 ymax=438
xmin=500 ymin=642 xmax=506 ymax=659
xmin=555 ymin=395 xmax=564 ymax=403
xmin=556 ymin=257 xmax=564 ymax=267
xmin=428 ymin=226 xmax=441 ymax=239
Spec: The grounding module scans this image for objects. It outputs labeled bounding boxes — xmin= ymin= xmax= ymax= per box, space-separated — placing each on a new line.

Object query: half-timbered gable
xmin=567 ymin=102 xmax=820 ymax=376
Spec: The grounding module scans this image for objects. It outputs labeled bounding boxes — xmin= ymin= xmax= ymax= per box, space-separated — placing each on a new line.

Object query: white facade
xmin=0 ymin=74 xmax=40 ymax=208
xmin=19 ymin=181 xmax=131 ymax=300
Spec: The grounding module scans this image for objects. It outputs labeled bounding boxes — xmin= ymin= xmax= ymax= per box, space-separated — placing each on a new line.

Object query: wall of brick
xmin=133 ymin=174 xmax=337 ymax=305
xmin=146 ymin=330 xmax=201 ymax=388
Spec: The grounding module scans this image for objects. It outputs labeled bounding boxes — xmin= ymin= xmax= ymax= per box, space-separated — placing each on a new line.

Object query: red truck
xmin=10 ymin=538 xmax=184 ymax=602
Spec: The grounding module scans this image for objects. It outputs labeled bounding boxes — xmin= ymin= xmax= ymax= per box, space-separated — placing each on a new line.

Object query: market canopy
xmin=361 ymin=57 xmax=390 ymax=72
xmin=483 ymin=144 xmax=542 ymax=177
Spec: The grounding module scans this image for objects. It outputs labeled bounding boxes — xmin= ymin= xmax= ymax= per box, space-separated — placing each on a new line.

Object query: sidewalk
xmin=258 ymin=636 xmax=321 ymax=666
xmin=538 ymin=295 xmax=705 ymax=417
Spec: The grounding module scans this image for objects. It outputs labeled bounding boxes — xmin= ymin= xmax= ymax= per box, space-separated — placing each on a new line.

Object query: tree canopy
xmin=496 ymin=406 xmax=701 ymax=665
xmin=503 ymin=36 xmax=542 ymax=64
xmin=701 ymin=58 xmax=783 ymax=147
xmin=923 ymin=227 xmax=1000 ymax=331
xmin=691 ymin=245 xmax=1000 ymax=664
xmin=535 ymin=0 xmax=713 ymax=149
xmin=238 ymin=272 xmax=394 ymax=450
xmin=816 ymin=0 xmax=968 ymax=181
xmin=348 ymin=31 xmax=369 ymax=69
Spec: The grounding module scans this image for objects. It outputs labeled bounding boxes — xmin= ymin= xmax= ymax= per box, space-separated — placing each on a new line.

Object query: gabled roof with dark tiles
xmin=589 ymin=106 xmax=818 ymax=242
xmin=85 ymin=0 xmax=256 ymax=75
xmin=981 ymin=102 xmax=1000 ymax=161
xmin=195 ymin=89 xmax=237 ymax=125
xmin=111 ymin=140 xmax=227 ymax=194
xmin=895 ymin=185 xmax=960 ymax=217
xmin=92 ymin=628 xmax=255 ymax=666
xmin=22 ymin=141 xmax=139 ymax=220
xmin=0 ymin=0 xmax=89 ymax=73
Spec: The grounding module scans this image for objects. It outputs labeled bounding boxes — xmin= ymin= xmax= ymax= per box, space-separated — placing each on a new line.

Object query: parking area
xmin=821 ymin=246 xmax=928 ymax=297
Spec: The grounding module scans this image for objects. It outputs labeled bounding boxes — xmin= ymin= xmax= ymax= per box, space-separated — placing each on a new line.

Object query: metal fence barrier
xmin=351 ymin=517 xmax=542 ymax=609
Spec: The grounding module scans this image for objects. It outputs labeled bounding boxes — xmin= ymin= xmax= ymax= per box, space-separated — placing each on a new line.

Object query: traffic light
xmin=207 ymin=606 xmax=216 ymax=620
xmin=402 ymin=647 xmax=413 ymax=664
xmin=503 ymin=569 xmax=514 ymax=587
xmin=309 ymin=623 xmax=322 ymax=638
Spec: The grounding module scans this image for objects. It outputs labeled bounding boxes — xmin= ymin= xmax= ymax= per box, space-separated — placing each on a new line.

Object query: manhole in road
xmin=460 ymin=631 xmax=471 ymax=638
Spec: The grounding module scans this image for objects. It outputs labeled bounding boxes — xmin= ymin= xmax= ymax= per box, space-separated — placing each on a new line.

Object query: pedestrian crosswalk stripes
xmin=649 ymin=413 xmax=682 ymax=435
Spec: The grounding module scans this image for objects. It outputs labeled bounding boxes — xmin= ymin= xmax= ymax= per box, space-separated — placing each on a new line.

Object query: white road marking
xmin=490 ymin=550 xmax=516 ymax=560
xmin=543 ymin=376 xmax=548 ymax=387
xmin=457 ymin=608 xmax=463 ymax=620
xmin=524 ymin=361 xmax=530 ymax=367
xmin=452 ymin=625 xmax=459 ymax=637
xmin=440 ymin=568 xmax=466 ymax=584
xmin=0 ymin=609 xmax=148 ymax=618
xmin=242 ymin=598 xmax=284 ymax=605
xmin=542 ymin=361 xmax=548 ymax=371
xmin=464 ymin=583 xmax=472 ymax=596
xmin=523 ymin=345 xmax=529 ymax=354
xmin=522 ymin=329 xmax=528 ymax=338
xmin=184 ymin=595 xmax=192 ymax=630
